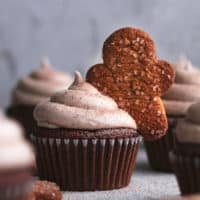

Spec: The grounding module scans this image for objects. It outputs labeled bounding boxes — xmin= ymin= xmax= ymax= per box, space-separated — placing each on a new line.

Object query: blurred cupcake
xmin=7 ymin=58 xmax=73 ymax=138
xmin=145 ymin=56 xmax=200 ymax=172
xmin=0 ymin=111 xmax=35 ymax=200
xmin=171 ymin=102 xmax=200 ymax=195
xmin=31 ymin=72 xmax=140 ymax=191
xmin=162 ymin=195 xmax=200 ymax=200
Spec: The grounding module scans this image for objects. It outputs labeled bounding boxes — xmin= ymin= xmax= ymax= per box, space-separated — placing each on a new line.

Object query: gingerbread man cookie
xmin=86 ymin=27 xmax=175 ymax=140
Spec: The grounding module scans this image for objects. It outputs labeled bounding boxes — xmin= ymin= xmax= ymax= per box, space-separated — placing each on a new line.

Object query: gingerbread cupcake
xmin=0 ymin=112 xmax=35 ymax=200
xmin=171 ymin=102 xmax=200 ymax=194
xmin=7 ymin=58 xmax=73 ymax=138
xmin=32 ymin=72 xmax=140 ymax=191
xmin=144 ymin=56 xmax=200 ymax=172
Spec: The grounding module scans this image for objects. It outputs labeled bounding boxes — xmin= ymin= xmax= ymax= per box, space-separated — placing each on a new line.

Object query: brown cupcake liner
xmin=144 ymin=116 xmax=181 ymax=172
xmin=6 ymin=105 xmax=36 ymax=140
xmin=170 ymin=152 xmax=200 ymax=195
xmin=0 ymin=179 xmax=33 ymax=200
xmin=31 ymin=134 xmax=141 ymax=191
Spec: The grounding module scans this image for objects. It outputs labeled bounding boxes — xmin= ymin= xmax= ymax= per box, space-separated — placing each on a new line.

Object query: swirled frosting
xmin=175 ymin=102 xmax=200 ymax=143
xmin=34 ymin=72 xmax=137 ymax=130
xmin=163 ymin=56 xmax=200 ymax=116
xmin=0 ymin=112 xmax=35 ymax=170
xmin=12 ymin=58 xmax=73 ymax=106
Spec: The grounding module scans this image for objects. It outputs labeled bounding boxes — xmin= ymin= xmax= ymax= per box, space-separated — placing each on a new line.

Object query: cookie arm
xmin=86 ymin=63 xmax=120 ymax=94
xmin=156 ymin=60 xmax=175 ymax=95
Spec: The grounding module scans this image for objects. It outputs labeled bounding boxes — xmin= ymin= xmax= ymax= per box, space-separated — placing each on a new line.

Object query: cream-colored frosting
xmin=12 ymin=57 xmax=73 ymax=106
xmin=0 ymin=112 xmax=35 ymax=170
xmin=34 ymin=72 xmax=137 ymax=130
xmin=163 ymin=100 xmax=191 ymax=116
xmin=163 ymin=56 xmax=200 ymax=116
xmin=174 ymin=55 xmax=200 ymax=84
xmin=176 ymin=102 xmax=200 ymax=143
xmin=164 ymin=84 xmax=200 ymax=102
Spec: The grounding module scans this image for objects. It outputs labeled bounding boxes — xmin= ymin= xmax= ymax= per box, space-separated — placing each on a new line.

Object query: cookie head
xmin=86 ymin=27 xmax=175 ymax=140
xmin=103 ymin=27 xmax=156 ymax=66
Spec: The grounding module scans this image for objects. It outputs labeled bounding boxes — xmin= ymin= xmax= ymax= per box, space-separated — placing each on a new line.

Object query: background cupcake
xmin=171 ymin=102 xmax=200 ymax=195
xmin=162 ymin=195 xmax=200 ymax=200
xmin=145 ymin=56 xmax=200 ymax=172
xmin=7 ymin=58 xmax=73 ymax=138
xmin=32 ymin=72 xmax=140 ymax=191
xmin=0 ymin=111 xmax=35 ymax=200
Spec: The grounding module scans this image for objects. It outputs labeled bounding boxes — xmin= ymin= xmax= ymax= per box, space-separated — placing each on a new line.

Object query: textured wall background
xmin=1 ymin=0 xmax=200 ymax=108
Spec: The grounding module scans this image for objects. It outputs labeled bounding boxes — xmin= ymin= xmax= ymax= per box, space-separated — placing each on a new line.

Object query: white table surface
xmin=63 ymin=145 xmax=180 ymax=200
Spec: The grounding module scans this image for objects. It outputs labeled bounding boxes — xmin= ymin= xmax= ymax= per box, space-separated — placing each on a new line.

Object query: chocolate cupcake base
xmin=170 ymin=142 xmax=200 ymax=195
xmin=144 ymin=116 xmax=180 ymax=172
xmin=170 ymin=152 xmax=200 ymax=195
xmin=7 ymin=105 xmax=36 ymax=139
xmin=31 ymin=127 xmax=140 ymax=191
xmin=0 ymin=170 xmax=34 ymax=200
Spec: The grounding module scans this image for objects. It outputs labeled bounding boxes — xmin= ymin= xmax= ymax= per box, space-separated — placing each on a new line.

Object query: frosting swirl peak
xmin=12 ymin=57 xmax=73 ymax=106
xmin=34 ymin=72 xmax=137 ymax=130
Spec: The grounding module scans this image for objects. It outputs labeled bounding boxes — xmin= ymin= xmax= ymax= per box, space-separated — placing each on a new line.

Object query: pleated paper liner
xmin=170 ymin=151 xmax=200 ymax=195
xmin=144 ymin=116 xmax=181 ymax=172
xmin=31 ymin=129 xmax=141 ymax=191
xmin=0 ymin=174 xmax=34 ymax=200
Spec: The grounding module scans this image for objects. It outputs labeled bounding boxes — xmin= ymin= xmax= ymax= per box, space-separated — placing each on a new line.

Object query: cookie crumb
xmin=167 ymin=74 xmax=171 ymax=79
xmin=124 ymin=38 xmax=130 ymax=45
xmin=136 ymin=37 xmax=140 ymax=42
xmin=32 ymin=181 xmax=62 ymax=200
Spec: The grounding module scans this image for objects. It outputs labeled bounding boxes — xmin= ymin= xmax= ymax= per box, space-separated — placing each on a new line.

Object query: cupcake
xmin=0 ymin=112 xmax=35 ymax=199
xmin=7 ymin=58 xmax=73 ymax=138
xmin=145 ymin=56 xmax=200 ymax=172
xmin=31 ymin=72 xmax=140 ymax=191
xmin=170 ymin=102 xmax=200 ymax=195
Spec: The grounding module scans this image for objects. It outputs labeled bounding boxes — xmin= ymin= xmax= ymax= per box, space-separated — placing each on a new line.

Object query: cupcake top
xmin=12 ymin=58 xmax=73 ymax=106
xmin=175 ymin=102 xmax=200 ymax=144
xmin=34 ymin=72 xmax=137 ymax=130
xmin=163 ymin=56 xmax=200 ymax=116
xmin=0 ymin=112 xmax=35 ymax=170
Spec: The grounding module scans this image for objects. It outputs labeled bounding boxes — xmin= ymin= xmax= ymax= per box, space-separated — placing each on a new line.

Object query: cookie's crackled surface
xmin=86 ymin=27 xmax=175 ymax=140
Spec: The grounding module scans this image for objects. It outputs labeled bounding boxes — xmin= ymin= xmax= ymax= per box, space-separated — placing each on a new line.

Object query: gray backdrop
xmin=1 ymin=0 xmax=200 ymax=108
